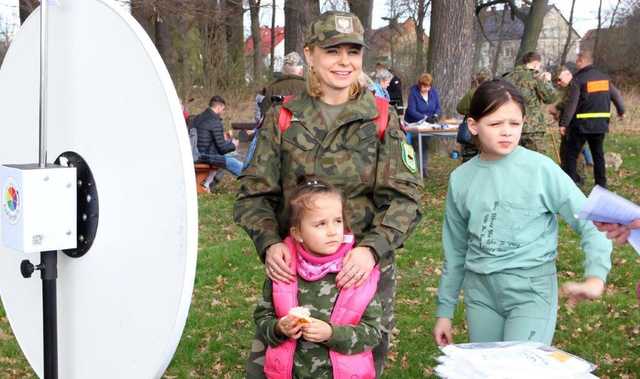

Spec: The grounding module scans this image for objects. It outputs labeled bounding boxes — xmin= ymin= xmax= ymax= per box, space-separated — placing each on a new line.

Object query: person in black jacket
xmin=193 ymin=95 xmax=242 ymax=190
xmin=560 ymin=50 xmax=625 ymax=188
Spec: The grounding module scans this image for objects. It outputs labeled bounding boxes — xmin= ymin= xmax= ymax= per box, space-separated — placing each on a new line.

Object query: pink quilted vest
xmin=264 ymin=236 xmax=380 ymax=379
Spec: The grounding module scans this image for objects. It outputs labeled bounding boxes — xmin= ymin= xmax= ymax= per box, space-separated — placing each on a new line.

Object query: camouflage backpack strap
xmin=373 ymin=96 xmax=389 ymax=141
xmin=277 ymin=96 xmax=295 ymax=134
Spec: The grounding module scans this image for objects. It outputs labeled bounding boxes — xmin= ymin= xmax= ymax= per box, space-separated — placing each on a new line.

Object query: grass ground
xmin=1 ymin=126 xmax=639 ymax=379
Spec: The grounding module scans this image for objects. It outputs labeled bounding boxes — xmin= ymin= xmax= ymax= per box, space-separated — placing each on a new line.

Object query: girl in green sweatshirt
xmin=433 ymin=79 xmax=612 ymax=346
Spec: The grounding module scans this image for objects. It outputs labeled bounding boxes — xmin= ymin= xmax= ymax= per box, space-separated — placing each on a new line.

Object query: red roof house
xmin=245 ymin=26 xmax=285 ymax=56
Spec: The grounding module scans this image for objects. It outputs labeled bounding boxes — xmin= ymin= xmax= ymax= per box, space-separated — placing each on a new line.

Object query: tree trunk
xmin=19 ymin=0 xmax=37 ymax=25
xmin=301 ymin=0 xmax=320 ymax=52
xmin=515 ymin=0 xmax=548 ymax=65
xmin=347 ymin=0 xmax=373 ymax=66
xmin=200 ymin=2 xmax=226 ymax=91
xmin=284 ymin=0 xmax=319 ymax=55
xmin=223 ymin=0 xmax=245 ymax=88
xmin=284 ymin=0 xmax=299 ymax=54
xmin=560 ymin=0 xmax=576 ymax=66
xmin=249 ymin=0 xmax=263 ymax=83
xmin=270 ymin=0 xmax=277 ymax=75
xmin=594 ymin=0 xmax=603 ymax=62
xmin=414 ymin=0 xmax=429 ymax=80
xmin=305 ymin=2 xmax=321 ymax=24
xmin=609 ymin=0 xmax=621 ymax=28
xmin=174 ymin=14 xmax=194 ymax=101
xmin=387 ymin=17 xmax=398 ymax=68
xmin=491 ymin=8 xmax=508 ymax=76
xmin=427 ymin=0 xmax=475 ymax=117
xmin=347 ymin=0 xmax=373 ymax=30
xmin=155 ymin=12 xmax=173 ymax=70
xmin=130 ymin=0 xmax=155 ymax=44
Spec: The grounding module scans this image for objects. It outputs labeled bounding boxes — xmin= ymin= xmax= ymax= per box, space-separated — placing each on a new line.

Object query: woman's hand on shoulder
xmin=265 ymin=242 xmax=296 ymax=283
xmin=336 ymin=247 xmax=376 ymax=289
xmin=433 ymin=318 xmax=453 ymax=347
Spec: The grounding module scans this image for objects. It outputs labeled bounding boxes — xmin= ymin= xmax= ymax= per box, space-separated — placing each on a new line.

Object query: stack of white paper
xmin=577 ymin=185 xmax=640 ymax=254
xmin=435 ymin=341 xmax=598 ymax=379
xmin=401 ymin=119 xmax=458 ymax=132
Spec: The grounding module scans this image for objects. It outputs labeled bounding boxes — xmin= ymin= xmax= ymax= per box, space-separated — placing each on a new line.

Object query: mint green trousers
xmin=463 ymin=264 xmax=558 ymax=344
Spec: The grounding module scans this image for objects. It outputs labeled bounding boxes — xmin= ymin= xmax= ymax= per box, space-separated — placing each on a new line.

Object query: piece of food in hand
xmin=288 ymin=307 xmax=311 ymax=325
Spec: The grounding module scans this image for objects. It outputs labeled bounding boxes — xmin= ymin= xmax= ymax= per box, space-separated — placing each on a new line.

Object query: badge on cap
xmin=335 ymin=16 xmax=354 ymax=34
xmin=401 ymin=142 xmax=417 ymax=174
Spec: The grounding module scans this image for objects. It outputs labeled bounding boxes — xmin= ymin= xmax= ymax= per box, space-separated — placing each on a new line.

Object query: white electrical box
xmin=1 ymin=164 xmax=77 ymax=253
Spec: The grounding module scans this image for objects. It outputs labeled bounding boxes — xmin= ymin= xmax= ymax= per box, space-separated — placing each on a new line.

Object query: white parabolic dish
xmin=0 ymin=1 xmax=198 ymax=378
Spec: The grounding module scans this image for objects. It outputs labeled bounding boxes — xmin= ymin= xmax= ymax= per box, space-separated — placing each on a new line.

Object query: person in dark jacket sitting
xmin=404 ymin=73 xmax=441 ymax=176
xmin=193 ymin=95 xmax=242 ymax=190
xmin=405 ymin=73 xmax=441 ymax=123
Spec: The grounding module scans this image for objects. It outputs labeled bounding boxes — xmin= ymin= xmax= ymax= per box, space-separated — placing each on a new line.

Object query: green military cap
xmin=305 ymin=11 xmax=366 ymax=48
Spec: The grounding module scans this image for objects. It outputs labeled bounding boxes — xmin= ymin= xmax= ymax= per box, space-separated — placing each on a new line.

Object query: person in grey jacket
xmin=193 ymin=95 xmax=242 ymax=190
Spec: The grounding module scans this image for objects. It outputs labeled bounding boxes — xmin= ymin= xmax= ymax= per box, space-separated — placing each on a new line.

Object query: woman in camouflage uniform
xmin=234 ymin=11 xmax=422 ymax=378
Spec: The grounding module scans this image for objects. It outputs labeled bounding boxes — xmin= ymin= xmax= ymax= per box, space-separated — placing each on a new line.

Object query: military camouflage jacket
xmin=254 ymin=274 xmax=383 ymax=379
xmin=234 ymin=90 xmax=422 ymax=265
xmin=505 ymin=65 xmax=557 ymax=134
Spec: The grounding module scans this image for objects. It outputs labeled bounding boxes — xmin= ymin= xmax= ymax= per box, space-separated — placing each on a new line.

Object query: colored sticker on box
xmin=2 ymin=178 xmax=21 ymax=224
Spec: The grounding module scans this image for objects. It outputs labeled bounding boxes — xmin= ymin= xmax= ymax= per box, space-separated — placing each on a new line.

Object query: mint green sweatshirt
xmin=436 ymin=147 xmax=612 ymax=319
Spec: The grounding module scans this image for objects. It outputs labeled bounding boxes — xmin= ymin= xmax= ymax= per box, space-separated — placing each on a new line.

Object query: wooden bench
xmin=194 ymin=162 xmax=223 ymax=193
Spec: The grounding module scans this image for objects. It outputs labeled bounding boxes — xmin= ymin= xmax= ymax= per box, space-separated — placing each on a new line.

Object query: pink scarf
xmin=295 ymin=234 xmax=354 ymax=281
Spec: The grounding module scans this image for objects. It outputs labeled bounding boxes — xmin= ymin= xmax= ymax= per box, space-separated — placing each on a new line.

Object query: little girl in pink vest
xmin=248 ymin=176 xmax=382 ymax=379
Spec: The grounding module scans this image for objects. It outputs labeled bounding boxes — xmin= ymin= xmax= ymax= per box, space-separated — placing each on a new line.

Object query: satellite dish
xmin=0 ymin=0 xmax=198 ymax=377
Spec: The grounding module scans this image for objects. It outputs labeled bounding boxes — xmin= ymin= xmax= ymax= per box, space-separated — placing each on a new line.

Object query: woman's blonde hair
xmin=418 ymin=73 xmax=433 ymax=88
xmin=305 ymin=45 xmax=361 ymax=100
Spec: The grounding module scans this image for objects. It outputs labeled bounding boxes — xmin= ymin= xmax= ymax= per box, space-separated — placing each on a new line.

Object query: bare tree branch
xmin=560 ymin=0 xmax=576 ymax=65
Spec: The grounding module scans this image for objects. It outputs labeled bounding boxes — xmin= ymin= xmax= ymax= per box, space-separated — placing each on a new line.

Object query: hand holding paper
xmin=595 ymin=219 xmax=640 ymax=246
xmin=577 ymin=186 xmax=640 ymax=254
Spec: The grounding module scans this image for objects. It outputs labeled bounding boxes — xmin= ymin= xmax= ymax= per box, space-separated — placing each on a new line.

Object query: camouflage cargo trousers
xmin=245 ymin=254 xmax=397 ymax=378
xmin=519 ymin=132 xmax=546 ymax=153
